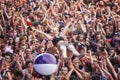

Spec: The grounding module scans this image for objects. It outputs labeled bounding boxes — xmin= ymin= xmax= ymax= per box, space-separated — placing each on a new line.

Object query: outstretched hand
xmin=104 ymin=49 xmax=108 ymax=58
xmin=31 ymin=27 xmax=35 ymax=31
xmin=31 ymin=27 xmax=40 ymax=32
xmin=68 ymin=60 xmax=74 ymax=69
xmin=93 ymin=62 xmax=100 ymax=69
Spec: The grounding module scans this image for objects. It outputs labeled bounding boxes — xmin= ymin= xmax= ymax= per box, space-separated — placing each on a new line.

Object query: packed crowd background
xmin=0 ymin=0 xmax=120 ymax=80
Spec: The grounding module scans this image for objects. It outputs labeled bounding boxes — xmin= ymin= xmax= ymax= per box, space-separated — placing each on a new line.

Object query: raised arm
xmin=42 ymin=1 xmax=55 ymax=22
xmin=3 ymin=6 xmax=12 ymax=19
xmin=73 ymin=66 xmax=84 ymax=79
xmin=0 ymin=24 xmax=3 ymax=32
xmin=60 ymin=19 xmax=73 ymax=36
xmin=32 ymin=27 xmax=53 ymax=40
xmin=100 ymin=32 xmax=111 ymax=49
xmin=94 ymin=62 xmax=105 ymax=77
xmin=104 ymin=50 xmax=118 ymax=80
xmin=0 ymin=9 xmax=7 ymax=27
xmin=66 ymin=60 xmax=74 ymax=79
xmin=101 ymin=65 xmax=114 ymax=80
xmin=20 ymin=14 xmax=28 ymax=33
xmin=75 ymin=66 xmax=90 ymax=79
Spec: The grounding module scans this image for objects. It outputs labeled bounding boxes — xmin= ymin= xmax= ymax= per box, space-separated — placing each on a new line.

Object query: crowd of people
xmin=0 ymin=0 xmax=120 ymax=80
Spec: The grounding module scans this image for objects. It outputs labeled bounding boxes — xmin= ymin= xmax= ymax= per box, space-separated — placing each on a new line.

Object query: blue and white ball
xmin=34 ymin=53 xmax=58 ymax=76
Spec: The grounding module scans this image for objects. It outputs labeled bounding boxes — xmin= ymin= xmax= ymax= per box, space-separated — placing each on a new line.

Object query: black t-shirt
xmin=52 ymin=36 xmax=64 ymax=46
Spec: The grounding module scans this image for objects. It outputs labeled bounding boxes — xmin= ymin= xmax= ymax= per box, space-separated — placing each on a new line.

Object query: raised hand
xmin=68 ymin=60 xmax=74 ymax=69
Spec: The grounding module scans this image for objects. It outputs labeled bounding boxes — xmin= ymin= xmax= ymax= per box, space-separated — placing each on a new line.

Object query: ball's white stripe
xmin=34 ymin=64 xmax=58 ymax=75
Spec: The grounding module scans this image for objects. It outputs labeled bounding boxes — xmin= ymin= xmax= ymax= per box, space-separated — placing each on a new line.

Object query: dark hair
xmin=91 ymin=74 xmax=100 ymax=80
xmin=95 ymin=32 xmax=101 ymax=37
xmin=27 ymin=27 xmax=32 ymax=31
xmin=98 ymin=46 xmax=105 ymax=52
xmin=111 ymin=4 xmax=118 ymax=10
xmin=5 ymin=52 xmax=12 ymax=59
xmin=25 ymin=60 xmax=33 ymax=68
xmin=37 ymin=45 xmax=44 ymax=51
xmin=14 ymin=71 xmax=23 ymax=78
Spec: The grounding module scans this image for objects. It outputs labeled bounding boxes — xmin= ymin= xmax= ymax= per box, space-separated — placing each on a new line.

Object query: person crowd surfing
xmin=0 ymin=0 xmax=120 ymax=80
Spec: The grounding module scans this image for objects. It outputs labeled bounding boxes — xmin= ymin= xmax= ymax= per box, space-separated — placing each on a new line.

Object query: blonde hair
xmin=51 ymin=27 xmax=59 ymax=32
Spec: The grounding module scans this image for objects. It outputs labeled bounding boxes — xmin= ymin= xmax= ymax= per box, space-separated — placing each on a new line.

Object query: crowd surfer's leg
xmin=59 ymin=44 xmax=67 ymax=58
xmin=67 ymin=44 xmax=80 ymax=56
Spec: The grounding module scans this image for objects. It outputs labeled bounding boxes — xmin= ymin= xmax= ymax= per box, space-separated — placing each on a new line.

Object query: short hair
xmin=25 ymin=60 xmax=33 ymax=68
xmin=95 ymin=32 xmax=101 ymax=37
xmin=5 ymin=52 xmax=12 ymax=59
xmin=37 ymin=45 xmax=44 ymax=51
xmin=98 ymin=46 xmax=105 ymax=52
xmin=14 ymin=71 xmax=23 ymax=77
xmin=91 ymin=75 xmax=100 ymax=80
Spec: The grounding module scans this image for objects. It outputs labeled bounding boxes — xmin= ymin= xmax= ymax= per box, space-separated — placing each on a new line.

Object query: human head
xmin=51 ymin=27 xmax=59 ymax=37
xmin=95 ymin=32 xmax=101 ymax=41
xmin=37 ymin=45 xmax=45 ymax=54
xmin=13 ymin=71 xmax=23 ymax=80
xmin=5 ymin=52 xmax=12 ymax=63
xmin=25 ymin=60 xmax=33 ymax=69
xmin=61 ymin=66 xmax=68 ymax=75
